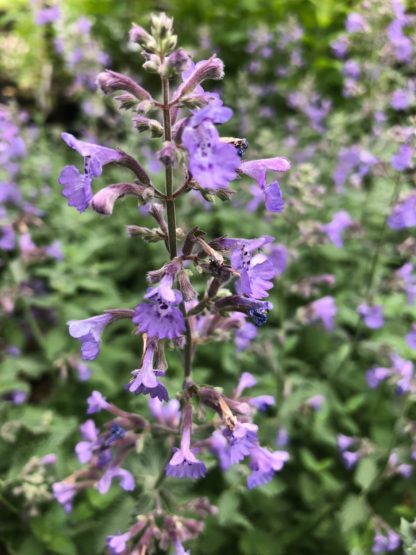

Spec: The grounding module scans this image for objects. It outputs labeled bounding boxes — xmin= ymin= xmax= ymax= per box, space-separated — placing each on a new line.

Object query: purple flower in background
xmin=148 ymin=397 xmax=180 ymax=427
xmin=391 ymin=353 xmax=413 ymax=394
xmin=0 ymin=225 xmax=16 ymax=251
xmin=128 ymin=340 xmax=169 ymax=401
xmin=52 ymin=482 xmax=76 ymax=513
xmin=366 ymin=367 xmax=391 ymax=388
xmin=234 ymin=320 xmax=257 ymax=351
xmin=133 ymin=288 xmax=185 ymax=339
xmin=388 ymin=195 xmax=416 ymax=229
xmin=224 ymin=422 xmax=258 ymax=464
xmin=337 ymin=434 xmax=355 ymax=451
xmin=234 ymin=371 xmax=257 ymax=397
xmin=306 ymin=394 xmax=325 ymax=411
xmin=249 ymin=395 xmax=276 ymax=411
xmin=391 ymin=144 xmax=412 ymax=171
xmin=406 ymin=325 xmax=416 ymax=349
xmin=182 ymin=103 xmax=240 ymax=190
xmin=343 ymin=60 xmax=360 ymax=78
xmin=388 ymin=19 xmax=413 ymax=63
xmin=391 ymin=89 xmax=413 ymax=110
xmin=358 ymin=303 xmax=384 ymax=329
xmin=346 ymin=13 xmax=367 ymax=33
xmin=166 ymin=404 xmax=206 ymax=479
xmin=67 ymin=313 xmax=113 ymax=360
xmin=268 ymin=244 xmax=287 ymax=275
xmin=173 ymin=540 xmax=190 ymax=555
xmin=247 ymin=446 xmax=289 ymax=489
xmin=372 ymin=529 xmax=401 ymax=554
xmin=107 ymin=532 xmax=131 ymax=555
xmin=276 ymin=428 xmax=289 ymax=447
xmin=309 ymin=296 xmax=337 ymax=330
xmin=341 ymin=451 xmax=360 ymax=469
xmin=34 ymin=5 xmax=61 ymax=25
xmin=87 ymin=390 xmax=109 ymax=414
xmin=331 ymin=37 xmax=349 ymax=58
xmin=97 ymin=466 xmax=135 ymax=494
xmin=75 ymin=420 xmax=99 ymax=464
xmin=264 ymin=181 xmax=285 ymax=212
xmin=396 ymin=263 xmax=416 ymax=304
xmin=321 ymin=210 xmax=353 ymax=248
xmin=58 ymin=133 xmax=123 ymax=213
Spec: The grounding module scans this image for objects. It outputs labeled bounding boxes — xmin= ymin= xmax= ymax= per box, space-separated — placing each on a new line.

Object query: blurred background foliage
xmin=1 ymin=1 xmax=416 ymax=555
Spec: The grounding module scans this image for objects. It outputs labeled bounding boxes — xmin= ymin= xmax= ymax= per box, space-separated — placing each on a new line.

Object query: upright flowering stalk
xmin=56 ymin=13 xmax=290 ymax=553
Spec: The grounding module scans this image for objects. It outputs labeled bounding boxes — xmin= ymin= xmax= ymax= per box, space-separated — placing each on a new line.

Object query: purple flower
xmin=87 ymin=390 xmax=109 ymax=414
xmin=133 ymin=288 xmax=185 ymax=340
xmin=268 ymin=244 xmax=287 ymax=275
xmin=224 ymin=422 xmax=258 ymax=465
xmin=391 ymin=89 xmax=413 ymax=111
xmin=372 ymin=529 xmax=400 ymax=554
xmin=341 ymin=450 xmax=360 ymax=469
xmin=182 ymin=104 xmax=240 ymax=190
xmin=306 ymin=394 xmax=325 ymax=411
xmin=345 ymin=13 xmax=367 ymax=33
xmin=209 ymin=430 xmax=231 ymax=470
xmin=97 ymin=466 xmax=135 ymax=494
xmin=58 ymin=133 xmax=123 ymax=213
xmin=321 ymin=210 xmax=353 ymax=248
xmin=107 ymin=532 xmax=131 ymax=555
xmin=396 ymin=263 xmax=416 ymax=304
xmin=358 ymin=303 xmax=384 ymax=329
xmin=276 ymin=428 xmax=289 ymax=447
xmin=239 ymin=157 xmax=291 ymax=188
xmin=0 ymin=225 xmax=16 ymax=251
xmin=391 ymin=144 xmax=413 ymax=171
xmin=331 ymin=37 xmax=349 ymax=58
xmin=67 ymin=313 xmax=113 ymax=360
xmin=173 ymin=540 xmax=190 ymax=555
xmin=34 ymin=5 xmax=61 ymax=25
xmin=40 ymin=453 xmax=57 ymax=465
xmin=388 ymin=194 xmax=416 ymax=230
xmin=309 ymin=296 xmax=337 ymax=330
xmin=52 ymin=482 xmax=76 ymax=513
xmin=337 ymin=434 xmax=354 ymax=451
xmin=165 ymin=405 xmax=206 ymax=479
xmin=219 ymin=236 xmax=277 ymax=299
xmin=128 ymin=340 xmax=169 ymax=401
xmin=391 ymin=353 xmax=413 ymax=395
xmin=406 ymin=325 xmax=416 ymax=349
xmin=247 ymin=446 xmax=289 ymax=489
xmin=235 ymin=320 xmax=257 ymax=351
xmin=387 ymin=19 xmax=412 ymax=62
xmin=234 ymin=371 xmax=257 ymax=397
xmin=343 ymin=60 xmax=360 ymax=78
xmin=366 ymin=367 xmax=391 ymax=388
xmin=148 ymin=397 xmax=180 ymax=427
xmin=249 ymin=395 xmax=276 ymax=411
xmin=75 ymin=420 xmax=99 ymax=464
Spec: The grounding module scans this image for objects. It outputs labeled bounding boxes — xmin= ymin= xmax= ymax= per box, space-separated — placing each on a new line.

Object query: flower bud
xmin=137 ymin=99 xmax=153 ymax=114
xmin=91 ymin=183 xmax=150 ymax=216
xmin=178 ymin=270 xmax=198 ymax=301
xmin=133 ymin=115 xmax=164 ymax=138
xmin=164 ymin=48 xmax=192 ymax=77
xmin=150 ymin=13 xmax=177 ymax=55
xmin=126 ymin=226 xmax=167 ymax=243
xmin=129 ymin=23 xmax=157 ymax=53
xmin=96 ymin=70 xmax=151 ymax=101
xmin=114 ymin=93 xmax=139 ymax=110
xmin=173 ymin=55 xmax=224 ymax=100
xmin=157 ymin=141 xmax=177 ymax=167
xmin=142 ymin=54 xmax=161 ymax=74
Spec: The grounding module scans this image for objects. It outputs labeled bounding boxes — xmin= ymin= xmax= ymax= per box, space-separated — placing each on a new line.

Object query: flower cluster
xmin=55 ymin=13 xmax=291 ymax=554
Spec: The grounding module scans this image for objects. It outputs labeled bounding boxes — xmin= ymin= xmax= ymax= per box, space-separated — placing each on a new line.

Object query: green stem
xmin=162 ymin=77 xmax=177 ymax=259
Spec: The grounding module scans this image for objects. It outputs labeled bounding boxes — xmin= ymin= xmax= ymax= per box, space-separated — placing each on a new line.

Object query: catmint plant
xmin=54 ymin=13 xmax=290 ymax=554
